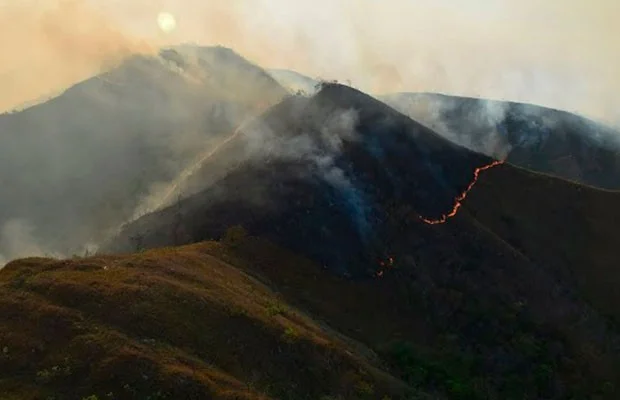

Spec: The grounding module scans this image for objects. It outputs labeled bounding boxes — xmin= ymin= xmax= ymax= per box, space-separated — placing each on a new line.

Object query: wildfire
xmin=420 ymin=160 xmax=504 ymax=225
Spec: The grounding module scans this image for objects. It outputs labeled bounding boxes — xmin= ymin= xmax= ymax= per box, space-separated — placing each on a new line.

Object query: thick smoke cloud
xmin=0 ymin=0 xmax=155 ymax=112
xmin=1 ymin=0 xmax=619 ymax=123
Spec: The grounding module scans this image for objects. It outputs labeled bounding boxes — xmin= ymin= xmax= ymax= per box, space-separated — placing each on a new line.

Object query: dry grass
xmin=0 ymin=246 xmax=410 ymax=400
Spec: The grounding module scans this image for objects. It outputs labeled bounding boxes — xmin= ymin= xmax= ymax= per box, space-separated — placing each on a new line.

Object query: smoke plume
xmin=0 ymin=219 xmax=61 ymax=263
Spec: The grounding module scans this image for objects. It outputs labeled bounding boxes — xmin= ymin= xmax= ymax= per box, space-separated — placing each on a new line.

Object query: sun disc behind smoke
xmin=157 ymin=12 xmax=177 ymax=33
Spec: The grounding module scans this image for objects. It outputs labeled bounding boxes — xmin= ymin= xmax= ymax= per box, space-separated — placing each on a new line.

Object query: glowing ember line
xmin=420 ymin=160 xmax=504 ymax=225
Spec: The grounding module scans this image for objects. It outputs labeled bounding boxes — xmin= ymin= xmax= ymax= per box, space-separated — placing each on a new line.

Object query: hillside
xmin=0 ymin=244 xmax=417 ymax=400
xmin=4 ymin=218 xmax=620 ymax=399
xmin=102 ymin=84 xmax=620 ymax=398
xmin=382 ymin=92 xmax=620 ymax=189
xmin=105 ymin=83 xmax=497 ymax=273
xmin=0 ymin=45 xmax=287 ymax=262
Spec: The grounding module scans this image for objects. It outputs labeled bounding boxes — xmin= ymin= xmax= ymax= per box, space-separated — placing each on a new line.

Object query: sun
xmin=157 ymin=12 xmax=177 ymax=34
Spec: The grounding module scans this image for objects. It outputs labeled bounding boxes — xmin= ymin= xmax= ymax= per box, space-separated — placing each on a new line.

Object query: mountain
xmin=102 ymin=84 xmax=620 ymax=398
xmin=381 ymin=92 xmax=620 ymax=189
xmin=104 ymin=83 xmax=497 ymax=274
xmin=0 ymin=45 xmax=288 ymax=261
xmin=268 ymin=69 xmax=319 ymax=95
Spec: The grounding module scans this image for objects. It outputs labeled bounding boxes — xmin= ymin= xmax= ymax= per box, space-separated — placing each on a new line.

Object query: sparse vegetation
xmin=282 ymin=326 xmax=300 ymax=343
xmin=266 ymin=301 xmax=288 ymax=316
xmin=0 ymin=243 xmax=410 ymax=399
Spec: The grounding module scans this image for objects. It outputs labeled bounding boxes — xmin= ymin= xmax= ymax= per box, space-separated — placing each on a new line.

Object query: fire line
xmin=420 ymin=160 xmax=504 ymax=225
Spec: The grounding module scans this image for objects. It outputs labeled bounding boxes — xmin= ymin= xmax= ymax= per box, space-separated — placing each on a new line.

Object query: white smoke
xmin=0 ymin=219 xmax=62 ymax=267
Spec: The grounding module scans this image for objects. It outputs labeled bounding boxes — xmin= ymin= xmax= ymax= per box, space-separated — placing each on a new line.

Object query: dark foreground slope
xmin=382 ymin=93 xmax=620 ymax=189
xmin=0 ymin=45 xmax=286 ymax=259
xmin=3 ymin=226 xmax=620 ymax=399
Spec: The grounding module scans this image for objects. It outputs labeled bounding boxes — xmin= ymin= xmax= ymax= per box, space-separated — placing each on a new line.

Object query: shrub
xmin=266 ymin=301 xmax=288 ymax=317
xmin=282 ymin=326 xmax=299 ymax=343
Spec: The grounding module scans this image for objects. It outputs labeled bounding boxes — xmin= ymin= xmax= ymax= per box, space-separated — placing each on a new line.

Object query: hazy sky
xmin=1 ymin=0 xmax=619 ymax=123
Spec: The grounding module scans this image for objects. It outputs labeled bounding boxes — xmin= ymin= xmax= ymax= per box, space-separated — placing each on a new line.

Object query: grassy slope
xmin=2 ymin=213 xmax=619 ymax=399
xmin=0 ymin=245 xmax=413 ymax=400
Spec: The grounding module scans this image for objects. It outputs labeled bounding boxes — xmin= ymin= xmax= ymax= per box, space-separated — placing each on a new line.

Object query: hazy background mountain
xmin=382 ymin=93 xmax=620 ymax=188
xmin=0 ymin=45 xmax=286 ymax=263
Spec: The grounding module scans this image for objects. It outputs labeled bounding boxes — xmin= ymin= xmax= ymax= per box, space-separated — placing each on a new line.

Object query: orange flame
xmin=421 ymin=160 xmax=504 ymax=225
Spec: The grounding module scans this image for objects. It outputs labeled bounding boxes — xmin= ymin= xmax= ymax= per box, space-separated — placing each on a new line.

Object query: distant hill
xmin=381 ymin=92 xmax=620 ymax=189
xmin=0 ymin=45 xmax=287 ymax=261
xmin=103 ymin=83 xmax=620 ymax=398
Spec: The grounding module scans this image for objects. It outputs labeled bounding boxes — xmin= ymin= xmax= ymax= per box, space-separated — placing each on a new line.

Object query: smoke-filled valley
xmin=2 ymin=2 xmax=620 ymax=399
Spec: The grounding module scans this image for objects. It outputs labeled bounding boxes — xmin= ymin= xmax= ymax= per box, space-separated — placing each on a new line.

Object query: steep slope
xmin=463 ymin=162 xmax=620 ymax=322
xmin=0 ymin=45 xmax=287 ymax=261
xmin=0 ymin=245 xmax=415 ymax=400
xmin=212 ymin=231 xmax=620 ymax=400
xmin=4 ymin=226 xmax=620 ymax=399
xmin=105 ymin=83 xmax=496 ymax=274
xmin=382 ymin=92 xmax=620 ymax=189
xmin=102 ymin=83 xmax=620 ymax=399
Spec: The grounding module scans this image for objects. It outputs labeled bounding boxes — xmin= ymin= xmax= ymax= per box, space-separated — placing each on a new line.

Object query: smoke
xmin=239 ymin=104 xmax=371 ymax=237
xmin=0 ymin=219 xmax=61 ymax=266
xmin=0 ymin=0 xmax=156 ymax=112
xmin=379 ymin=93 xmax=512 ymax=159
xmin=3 ymin=0 xmax=619 ymax=122
xmin=0 ymin=38 xmax=287 ymax=265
